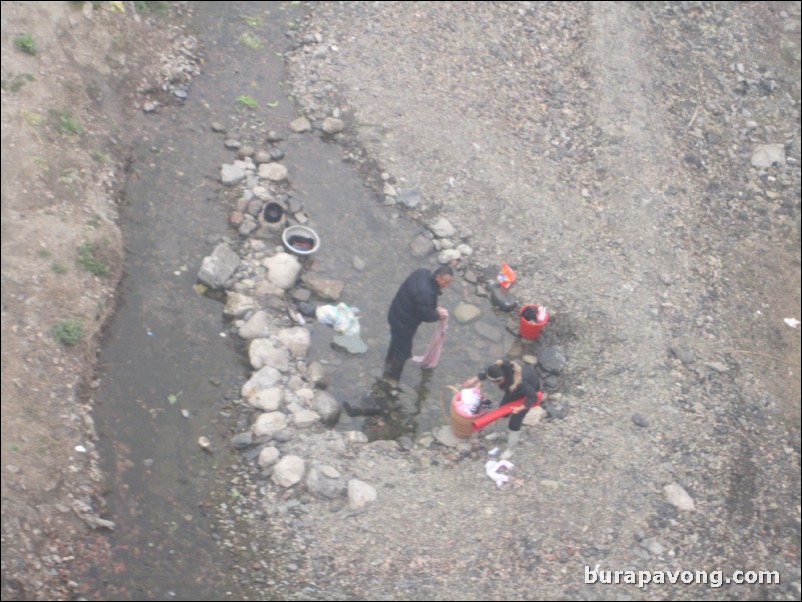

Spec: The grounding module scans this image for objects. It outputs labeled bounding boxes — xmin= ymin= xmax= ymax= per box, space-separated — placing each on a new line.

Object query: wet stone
xmin=538 ymin=347 xmax=567 ymax=374
xmin=231 ymin=431 xmax=255 ymax=450
xmin=542 ymin=401 xmax=566 ymax=420
xmin=490 ymin=287 xmax=517 ymax=312
xmin=321 ymin=117 xmax=345 ymax=134
xmin=272 ymin=430 xmax=293 ymax=443
xmin=331 ymin=334 xmax=368 ymax=354
xmin=289 ymin=116 xmax=311 ymax=133
xmin=297 ymin=301 xmax=317 ymax=317
xmin=220 ymin=164 xmax=245 ymax=187
xmin=429 ymin=217 xmax=456 ymax=238
xmin=287 ymin=196 xmax=303 ymax=213
xmin=474 ymin=321 xmax=503 ymax=342
xmin=259 ymin=162 xmax=288 ymax=182
xmin=542 ymin=374 xmax=561 ymax=392
xmin=453 ymin=303 xmax=481 ymax=324
xmin=397 ymin=188 xmax=422 ymax=208
xmin=197 ymin=243 xmax=241 ymax=289
xmin=750 ymin=144 xmax=785 ymax=169
xmin=291 ymin=288 xmax=312 ymax=302
xmin=437 ymin=249 xmax=461 ymax=264
xmin=301 ymin=273 xmax=344 ymax=301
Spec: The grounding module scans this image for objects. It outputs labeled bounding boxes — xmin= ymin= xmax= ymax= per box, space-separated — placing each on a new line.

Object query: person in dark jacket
xmin=384 ymin=266 xmax=453 ymax=385
xmin=462 ymin=359 xmax=542 ymax=459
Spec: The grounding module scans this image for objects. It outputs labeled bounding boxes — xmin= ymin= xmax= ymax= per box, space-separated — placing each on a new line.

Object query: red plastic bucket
xmin=519 ymin=304 xmax=548 ymax=340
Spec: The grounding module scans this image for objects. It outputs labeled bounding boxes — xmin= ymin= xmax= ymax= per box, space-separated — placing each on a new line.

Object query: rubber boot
xmin=501 ymin=430 xmax=521 ymax=460
xmin=382 ymin=357 xmax=405 ymax=388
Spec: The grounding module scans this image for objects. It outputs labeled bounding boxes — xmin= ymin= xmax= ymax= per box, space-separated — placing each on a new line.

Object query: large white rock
xmin=239 ymin=311 xmax=270 ymax=340
xmin=306 ymin=464 xmax=346 ymax=499
xmin=312 ymin=391 xmax=341 ymax=426
xmin=522 ymin=406 xmax=547 ymax=426
xmin=249 ymin=339 xmax=290 ymax=371
xmin=453 ymin=303 xmax=481 ymax=324
xmin=272 ymin=455 xmax=305 ymax=488
xmin=251 ymin=411 xmax=288 ymax=437
xmin=289 ymin=117 xmax=311 ymax=132
xmin=254 ymin=278 xmax=285 ymax=298
xmin=278 ymin=327 xmax=311 ymax=358
xmin=257 ymin=446 xmax=280 ymax=469
xmin=664 ymin=483 xmax=695 ymax=512
xmin=437 ymin=249 xmax=461 ymax=264
xmin=221 ymin=163 xmax=245 ymax=186
xmin=347 ymin=479 xmax=377 ymax=510
xmin=263 ymin=253 xmax=302 ymax=290
xmin=429 ymin=217 xmax=456 ymax=238
xmin=750 ymin=143 xmax=785 ymax=169
xmin=224 ymin=292 xmax=257 ymax=318
xmin=321 ymin=117 xmax=345 ymax=134
xmin=197 ymin=243 xmax=240 ymax=289
xmin=258 ymin=162 xmax=288 ymax=181
xmin=249 ymin=387 xmax=283 ymax=412
xmin=241 ymin=365 xmax=283 ymax=398
xmin=293 ymin=409 xmax=320 ymax=428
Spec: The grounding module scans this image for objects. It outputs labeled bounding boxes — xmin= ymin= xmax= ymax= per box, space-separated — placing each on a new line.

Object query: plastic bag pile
xmin=316 ymin=303 xmax=361 ymax=336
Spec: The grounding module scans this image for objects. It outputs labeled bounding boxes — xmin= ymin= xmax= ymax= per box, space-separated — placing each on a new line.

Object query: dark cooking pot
xmin=263 ymin=202 xmax=284 ymax=223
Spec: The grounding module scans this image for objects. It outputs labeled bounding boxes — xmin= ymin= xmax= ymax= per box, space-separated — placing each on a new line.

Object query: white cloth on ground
xmin=485 ymin=459 xmax=514 ymax=487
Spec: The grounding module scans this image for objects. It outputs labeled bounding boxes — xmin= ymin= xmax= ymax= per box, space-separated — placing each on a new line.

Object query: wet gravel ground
xmin=204 ymin=2 xmax=801 ymax=601
xmin=7 ymin=2 xmax=794 ymax=600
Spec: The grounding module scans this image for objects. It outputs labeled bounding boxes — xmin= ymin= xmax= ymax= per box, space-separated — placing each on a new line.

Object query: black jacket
xmin=387 ymin=268 xmax=441 ymax=332
xmin=479 ymin=360 xmax=542 ymax=408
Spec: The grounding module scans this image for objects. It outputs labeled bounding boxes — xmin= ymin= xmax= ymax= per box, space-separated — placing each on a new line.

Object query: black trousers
xmin=504 ymin=402 xmax=529 ymax=432
xmin=387 ymin=321 xmax=416 ymax=363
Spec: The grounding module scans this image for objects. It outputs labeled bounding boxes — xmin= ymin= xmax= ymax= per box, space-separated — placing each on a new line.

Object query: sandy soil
xmin=1 ymin=1 xmax=800 ymax=600
xmin=257 ymin=2 xmax=801 ymax=599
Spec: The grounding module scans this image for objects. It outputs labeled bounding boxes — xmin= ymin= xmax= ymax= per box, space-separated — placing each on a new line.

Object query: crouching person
xmin=462 ymin=359 xmax=542 ymax=459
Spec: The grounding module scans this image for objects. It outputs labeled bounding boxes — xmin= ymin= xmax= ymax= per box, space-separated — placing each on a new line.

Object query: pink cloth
xmin=412 ymin=314 xmax=448 ymax=368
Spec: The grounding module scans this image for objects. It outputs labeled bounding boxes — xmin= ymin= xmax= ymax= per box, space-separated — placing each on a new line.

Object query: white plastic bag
xmin=485 ymin=460 xmax=514 ymax=487
xmin=315 ymin=304 xmax=339 ymax=326
xmin=315 ymin=303 xmax=361 ymax=336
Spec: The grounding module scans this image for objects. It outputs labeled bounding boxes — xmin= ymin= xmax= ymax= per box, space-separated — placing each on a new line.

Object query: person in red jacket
xmin=384 ymin=266 xmax=452 ymax=386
